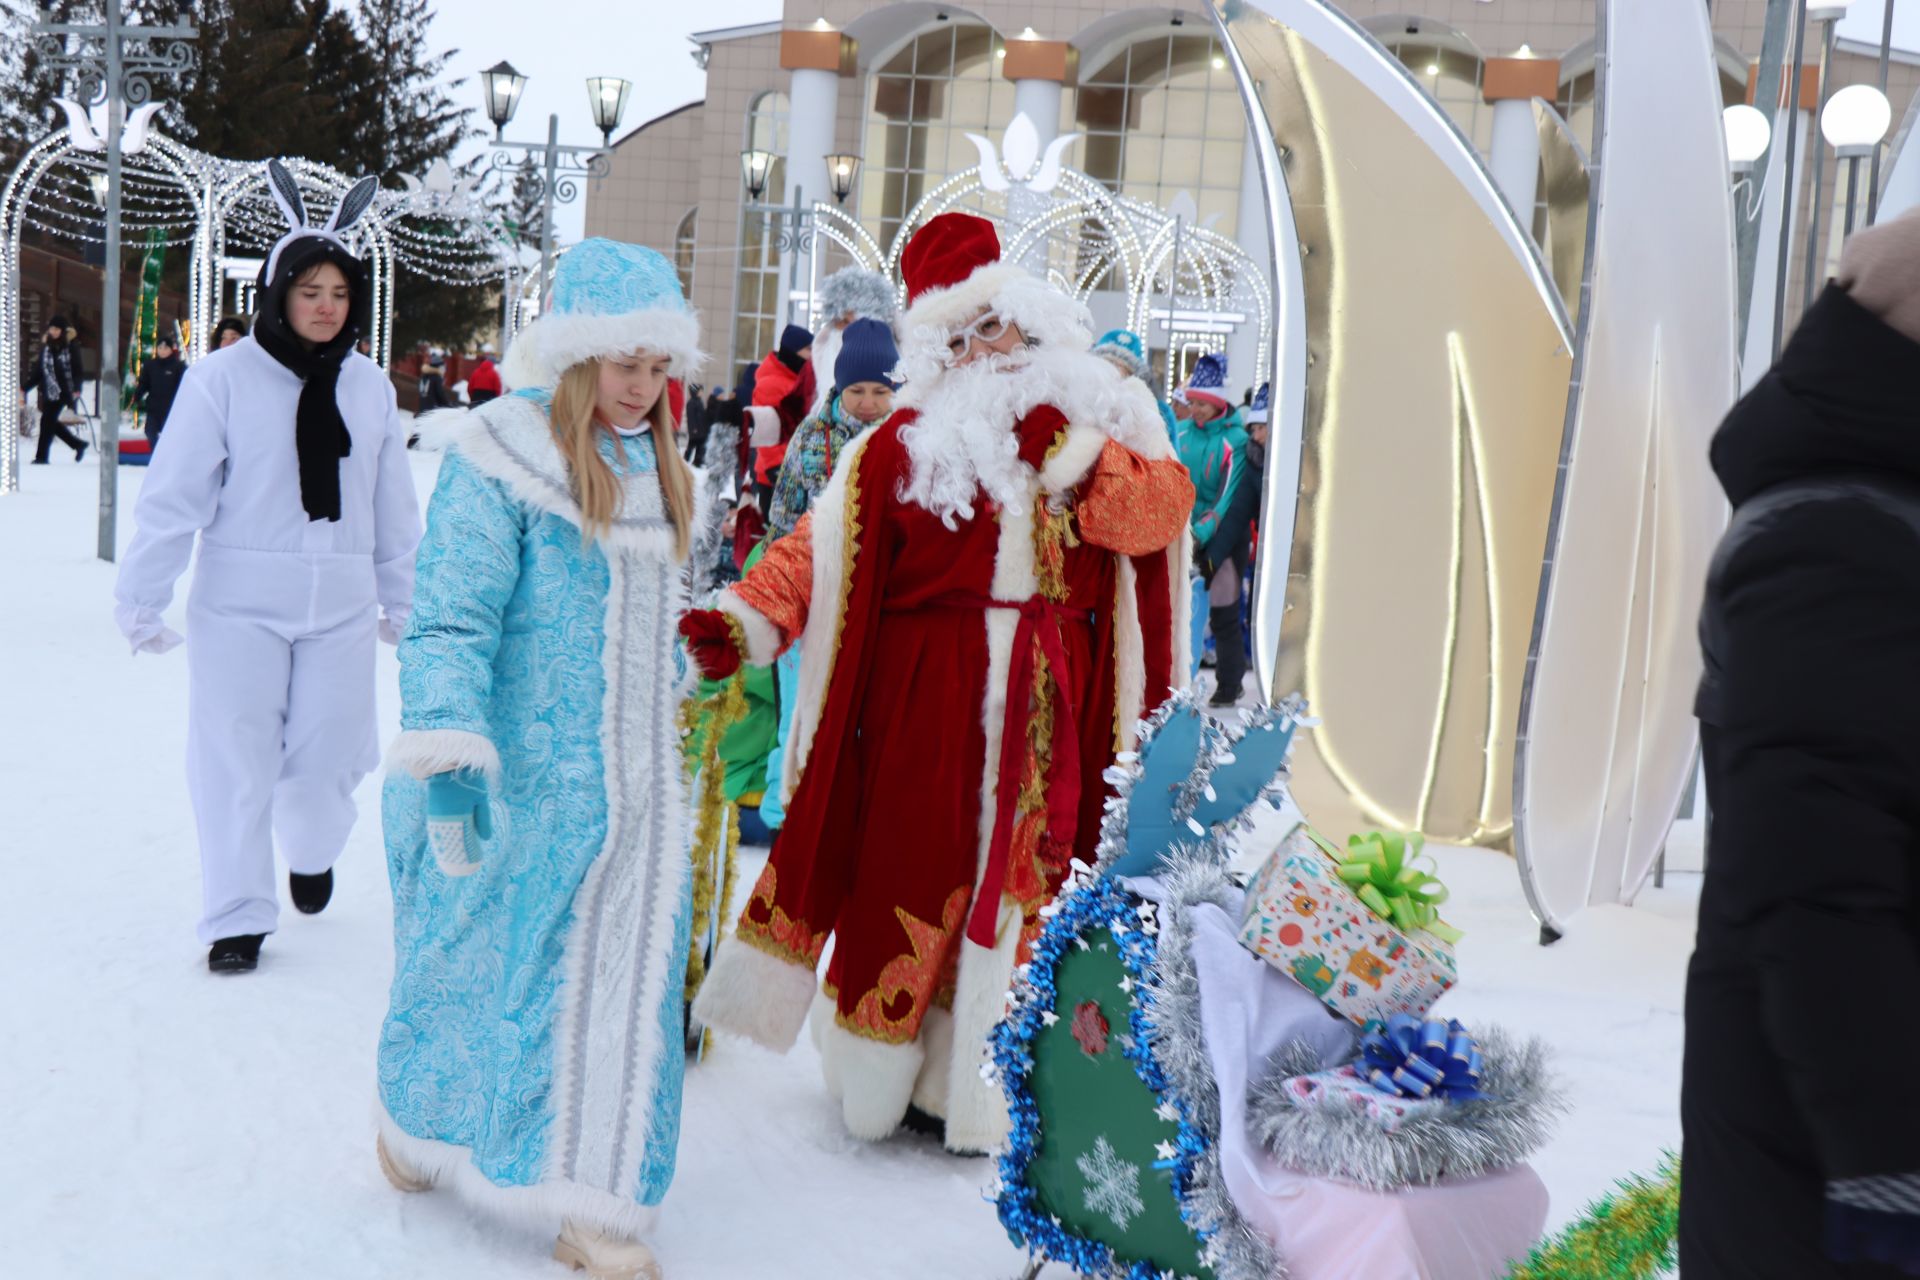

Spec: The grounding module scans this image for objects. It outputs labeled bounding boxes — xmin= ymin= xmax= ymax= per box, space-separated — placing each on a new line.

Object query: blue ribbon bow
xmin=1358 ymin=1013 xmax=1484 ymax=1102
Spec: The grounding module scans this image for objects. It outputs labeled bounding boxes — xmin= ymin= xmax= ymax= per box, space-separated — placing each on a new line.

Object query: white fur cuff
xmin=1039 ymin=423 xmax=1108 ymax=494
xmin=692 ymin=937 xmax=817 ymax=1051
xmin=717 ymin=592 xmax=785 ymax=665
xmin=388 ymin=728 xmax=501 ymax=780
xmin=746 ymin=404 xmax=782 ymax=449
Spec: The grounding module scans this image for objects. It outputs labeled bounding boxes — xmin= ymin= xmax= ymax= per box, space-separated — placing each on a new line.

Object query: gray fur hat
xmin=817 ymin=267 xmax=899 ymax=326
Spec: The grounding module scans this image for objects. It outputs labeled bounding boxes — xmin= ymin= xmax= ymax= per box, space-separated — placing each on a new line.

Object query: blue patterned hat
xmin=1245 ymin=381 xmax=1271 ymax=423
xmin=1176 ymin=351 xmax=1231 ymax=411
xmin=1091 ymin=328 xmax=1148 ymax=380
xmin=501 ymin=237 xmax=705 ymax=389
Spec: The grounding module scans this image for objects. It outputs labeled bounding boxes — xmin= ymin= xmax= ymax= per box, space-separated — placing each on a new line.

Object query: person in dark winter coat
xmin=465 ymin=346 xmax=501 ymax=405
xmin=416 ymin=351 xmax=455 ymax=411
xmin=61 ymin=321 xmax=86 ymax=397
xmin=23 ymin=315 xmax=86 ymax=463
xmin=682 ymin=383 xmax=708 ymax=463
xmin=213 ymin=316 xmax=249 ymax=350
xmin=1681 ymin=208 xmax=1920 ymax=1280
xmin=135 ymin=336 xmax=187 ymax=446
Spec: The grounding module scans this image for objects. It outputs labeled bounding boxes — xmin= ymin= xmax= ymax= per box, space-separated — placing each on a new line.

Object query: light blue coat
xmin=377 ymin=390 xmax=695 ymax=1236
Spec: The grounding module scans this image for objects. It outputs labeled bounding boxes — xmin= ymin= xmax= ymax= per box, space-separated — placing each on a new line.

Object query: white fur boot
xmin=553 ymin=1220 xmax=663 ymax=1280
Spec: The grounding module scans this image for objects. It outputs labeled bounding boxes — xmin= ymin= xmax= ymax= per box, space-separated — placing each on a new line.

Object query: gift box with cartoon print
xmin=1237 ymin=828 xmax=1459 ymax=1026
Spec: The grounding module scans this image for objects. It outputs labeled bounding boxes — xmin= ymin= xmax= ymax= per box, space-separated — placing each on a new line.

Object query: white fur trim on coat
xmin=386 ymin=727 xmax=500 ymax=780
xmin=691 ymin=936 xmax=818 ymax=1051
xmin=375 ymin=1102 xmax=660 ymax=1242
xmin=448 ymin=393 xmax=703 ymax=561
xmin=500 ymin=306 xmax=704 ymax=390
xmin=716 ymin=592 xmax=785 ymax=665
xmin=1039 ymin=422 xmax=1109 ymax=494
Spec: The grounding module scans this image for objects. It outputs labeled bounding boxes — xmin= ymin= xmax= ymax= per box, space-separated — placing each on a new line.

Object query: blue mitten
xmin=425 ymin=770 xmax=491 ymax=876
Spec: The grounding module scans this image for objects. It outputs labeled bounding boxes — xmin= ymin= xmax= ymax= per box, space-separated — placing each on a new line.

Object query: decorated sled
xmin=988 ymin=693 xmax=1561 ymax=1280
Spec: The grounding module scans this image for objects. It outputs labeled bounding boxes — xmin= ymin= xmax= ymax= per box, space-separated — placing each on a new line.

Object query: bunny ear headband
xmin=262 ymin=157 xmax=381 ymax=285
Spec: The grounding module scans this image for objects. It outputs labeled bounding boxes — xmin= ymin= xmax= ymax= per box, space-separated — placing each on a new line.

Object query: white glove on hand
xmin=115 ymin=603 xmax=184 ymax=656
xmin=378 ymin=612 xmax=408 ymax=646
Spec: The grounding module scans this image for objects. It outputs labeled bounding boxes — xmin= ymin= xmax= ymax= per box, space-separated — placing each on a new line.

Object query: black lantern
xmin=826 ymin=153 xmax=861 ymax=204
xmin=740 ymin=149 xmax=776 ymax=200
xmin=586 ymin=76 xmax=631 ymax=147
xmin=481 ymin=61 xmax=527 ymax=138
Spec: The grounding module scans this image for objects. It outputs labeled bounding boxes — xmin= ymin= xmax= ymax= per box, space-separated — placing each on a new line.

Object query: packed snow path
xmin=2 ymin=454 xmax=1697 ymax=1278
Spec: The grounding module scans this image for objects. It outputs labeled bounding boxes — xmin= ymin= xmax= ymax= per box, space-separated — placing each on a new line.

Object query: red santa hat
xmin=898 ymin=212 xmax=1093 ymax=359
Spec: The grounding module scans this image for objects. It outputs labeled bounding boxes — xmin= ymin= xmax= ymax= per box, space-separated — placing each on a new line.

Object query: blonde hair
xmin=549 ymin=359 xmax=696 ymax=559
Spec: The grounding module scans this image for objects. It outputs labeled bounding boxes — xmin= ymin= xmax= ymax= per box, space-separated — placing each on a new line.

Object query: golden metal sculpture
xmin=1213 ymin=0 xmax=1574 ymax=850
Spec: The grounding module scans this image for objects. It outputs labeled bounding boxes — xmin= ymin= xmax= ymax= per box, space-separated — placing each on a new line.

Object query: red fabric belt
xmin=894 ymin=591 xmax=1091 ymax=947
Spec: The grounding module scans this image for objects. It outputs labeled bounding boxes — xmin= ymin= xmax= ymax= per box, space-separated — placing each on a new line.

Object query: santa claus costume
xmin=686 ymin=213 xmax=1195 ymax=1154
xmin=113 ymin=161 xmax=420 ymax=970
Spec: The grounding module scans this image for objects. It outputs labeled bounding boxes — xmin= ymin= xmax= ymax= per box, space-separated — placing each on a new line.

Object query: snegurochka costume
xmin=374 ymin=238 xmax=705 ymax=1255
xmin=687 ymin=213 xmax=1197 ymax=1154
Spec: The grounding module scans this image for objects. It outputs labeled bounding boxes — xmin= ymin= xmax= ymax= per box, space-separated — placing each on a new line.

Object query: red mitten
xmin=1014 ymin=404 xmax=1070 ymax=470
xmin=679 ymin=609 xmax=743 ymax=681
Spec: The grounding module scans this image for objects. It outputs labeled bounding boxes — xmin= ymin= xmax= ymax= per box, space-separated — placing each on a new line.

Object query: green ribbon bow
xmin=1304 ymin=828 xmax=1463 ymax=944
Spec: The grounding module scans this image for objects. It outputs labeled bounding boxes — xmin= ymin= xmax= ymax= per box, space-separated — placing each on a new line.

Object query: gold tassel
xmin=681 ymin=636 xmax=749 ymax=1003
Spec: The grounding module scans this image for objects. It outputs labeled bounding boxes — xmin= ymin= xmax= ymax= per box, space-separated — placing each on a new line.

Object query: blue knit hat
xmin=1091 ymin=328 xmax=1149 ymax=380
xmin=501 ymin=237 xmax=703 ymax=388
xmin=834 ymin=317 xmax=899 ymax=390
xmin=779 ymin=323 xmax=814 ymax=357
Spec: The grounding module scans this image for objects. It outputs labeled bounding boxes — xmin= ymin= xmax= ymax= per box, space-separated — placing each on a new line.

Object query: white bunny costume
xmin=114 ymin=159 xmax=422 ymax=946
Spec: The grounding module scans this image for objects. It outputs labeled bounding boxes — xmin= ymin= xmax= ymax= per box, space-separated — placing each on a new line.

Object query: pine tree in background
xmin=0 ymin=0 xmax=92 ymax=176
xmin=344 ymin=0 xmax=488 ymax=354
xmin=498 ymin=154 xmax=548 ymax=251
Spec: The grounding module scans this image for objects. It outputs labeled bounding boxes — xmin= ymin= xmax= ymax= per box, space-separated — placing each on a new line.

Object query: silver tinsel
xmin=1246 ymin=1026 xmax=1566 ymax=1192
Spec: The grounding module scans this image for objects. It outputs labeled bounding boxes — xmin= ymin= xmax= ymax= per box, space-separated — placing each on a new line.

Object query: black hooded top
xmin=253 ymin=235 xmax=370 ymax=522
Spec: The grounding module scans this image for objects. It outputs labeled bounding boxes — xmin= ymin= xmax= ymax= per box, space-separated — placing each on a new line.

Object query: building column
xmin=779 ymin=27 xmax=857 ymax=325
xmin=1003 ymin=37 xmax=1072 ymax=150
xmin=1481 ymin=56 xmax=1561 ymax=233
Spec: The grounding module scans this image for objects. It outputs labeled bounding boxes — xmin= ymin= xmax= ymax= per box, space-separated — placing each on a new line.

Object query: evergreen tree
xmin=0 ymin=0 xmax=93 ymax=178
xmin=342 ymin=0 xmax=488 ymax=354
xmin=494 ymin=154 xmax=548 ymax=250
xmin=168 ymin=0 xmax=348 ymax=163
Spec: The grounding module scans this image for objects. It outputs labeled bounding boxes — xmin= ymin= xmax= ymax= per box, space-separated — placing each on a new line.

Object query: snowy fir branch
xmin=1504 ymin=1153 xmax=1681 ymax=1280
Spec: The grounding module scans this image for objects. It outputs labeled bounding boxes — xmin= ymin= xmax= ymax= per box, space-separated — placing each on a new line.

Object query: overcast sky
xmin=427 ymin=0 xmax=1918 ymax=243
xmin=430 ymin=0 xmax=782 ymax=241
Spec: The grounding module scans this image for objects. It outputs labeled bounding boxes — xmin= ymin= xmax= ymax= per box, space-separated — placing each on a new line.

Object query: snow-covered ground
xmin=0 ymin=453 xmax=1697 ymax=1278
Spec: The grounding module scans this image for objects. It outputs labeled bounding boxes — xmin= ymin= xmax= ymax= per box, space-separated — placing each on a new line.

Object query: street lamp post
xmin=738 ymin=148 xmax=860 ymax=326
xmin=1799 ymin=1 xmax=1852 ymax=312
xmin=1821 ymin=84 xmax=1894 ymax=237
xmin=31 ymin=0 xmax=195 ymax=561
xmin=480 ymin=61 xmax=626 ymax=319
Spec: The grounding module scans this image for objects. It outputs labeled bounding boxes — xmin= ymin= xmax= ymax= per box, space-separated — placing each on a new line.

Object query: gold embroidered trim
xmin=837 ymin=886 xmax=971 ymax=1044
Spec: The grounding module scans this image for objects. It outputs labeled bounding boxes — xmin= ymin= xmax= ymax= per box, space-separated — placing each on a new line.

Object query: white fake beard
xmin=896 ymin=349 xmax=1038 ymax=528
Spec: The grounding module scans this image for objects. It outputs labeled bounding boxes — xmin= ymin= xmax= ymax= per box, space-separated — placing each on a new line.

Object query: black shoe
xmin=208 ymin=933 xmax=265 ymax=973
xmin=289 ymin=868 xmax=333 ymax=915
xmin=74 ymin=443 xmax=86 ymax=462
xmin=29 ymin=459 xmax=47 ymax=465
xmin=901 ymin=1103 xmax=946 ymax=1141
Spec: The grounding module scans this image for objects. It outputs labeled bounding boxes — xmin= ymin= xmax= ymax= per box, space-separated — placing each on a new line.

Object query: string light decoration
xmin=3 ymin=126 xmax=517 ymax=495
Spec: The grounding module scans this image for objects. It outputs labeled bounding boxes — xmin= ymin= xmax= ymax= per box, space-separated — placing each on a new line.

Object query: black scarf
xmin=253 ymin=236 xmax=369 ymax=522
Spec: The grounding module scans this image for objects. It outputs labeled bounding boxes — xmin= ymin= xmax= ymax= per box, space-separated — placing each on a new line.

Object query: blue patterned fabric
xmin=380 ymin=432 xmax=692 ymax=1213
xmin=551 ymin=239 xmax=689 ymax=322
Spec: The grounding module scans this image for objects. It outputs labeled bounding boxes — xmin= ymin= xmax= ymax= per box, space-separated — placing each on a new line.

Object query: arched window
xmin=861 ymin=22 xmax=1013 ymax=250
xmin=674 ymin=207 xmax=697 ymax=298
xmin=733 ymin=91 xmax=789 ymax=382
xmin=1073 ymin=33 xmax=1249 ymax=237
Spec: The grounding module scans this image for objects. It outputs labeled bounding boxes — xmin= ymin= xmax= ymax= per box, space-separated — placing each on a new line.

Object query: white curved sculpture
xmin=1513 ymin=0 xmax=1739 ymax=935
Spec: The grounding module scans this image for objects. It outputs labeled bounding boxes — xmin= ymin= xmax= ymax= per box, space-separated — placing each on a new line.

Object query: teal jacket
xmin=1178 ymin=408 xmax=1249 ymax=547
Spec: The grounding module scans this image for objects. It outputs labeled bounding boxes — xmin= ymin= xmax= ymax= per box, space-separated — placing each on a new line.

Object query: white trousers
xmin=185 ymin=547 xmax=380 ymax=943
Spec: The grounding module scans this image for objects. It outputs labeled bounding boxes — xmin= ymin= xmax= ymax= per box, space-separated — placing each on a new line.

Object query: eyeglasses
xmin=946 ymin=311 xmax=1009 ymax=361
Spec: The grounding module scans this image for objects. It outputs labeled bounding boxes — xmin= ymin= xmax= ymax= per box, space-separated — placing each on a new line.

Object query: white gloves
xmin=115 ymin=603 xmax=184 ymax=656
xmin=379 ymin=611 xmax=409 ymax=646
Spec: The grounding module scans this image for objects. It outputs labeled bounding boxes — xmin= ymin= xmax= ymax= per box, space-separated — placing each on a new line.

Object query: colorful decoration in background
xmin=1239 ymin=828 xmax=1458 ymax=1026
xmin=120 ymin=226 xmax=167 ymax=425
xmin=1504 ymin=1154 xmax=1681 ymax=1280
